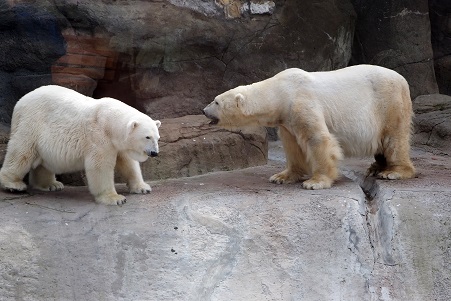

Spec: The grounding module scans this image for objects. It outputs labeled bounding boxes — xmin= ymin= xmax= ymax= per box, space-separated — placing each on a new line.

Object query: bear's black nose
xmin=202 ymin=109 xmax=206 ymax=115
xmin=150 ymin=151 xmax=158 ymax=157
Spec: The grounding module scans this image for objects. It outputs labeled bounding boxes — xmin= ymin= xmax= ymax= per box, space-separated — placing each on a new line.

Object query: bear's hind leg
xmin=366 ymin=154 xmax=387 ymax=177
xmin=377 ymin=139 xmax=415 ymax=180
xmin=116 ymin=152 xmax=151 ymax=194
xmin=29 ymin=165 xmax=64 ymax=191
xmin=85 ymin=153 xmax=126 ymax=205
xmin=270 ymin=126 xmax=308 ymax=184
xmin=0 ymin=140 xmax=37 ymax=192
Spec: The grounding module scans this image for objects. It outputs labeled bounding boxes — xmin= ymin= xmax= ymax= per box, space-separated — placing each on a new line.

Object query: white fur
xmin=0 ymin=85 xmax=161 ymax=205
xmin=204 ymin=65 xmax=415 ymax=189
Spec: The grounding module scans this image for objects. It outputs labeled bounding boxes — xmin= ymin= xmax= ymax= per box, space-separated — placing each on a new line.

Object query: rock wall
xmin=350 ymin=0 xmax=439 ymax=97
xmin=0 ymin=0 xmax=65 ymax=124
xmin=1 ymin=0 xmax=443 ymax=125
xmin=59 ymin=0 xmax=357 ymax=120
xmin=429 ymin=0 xmax=451 ymax=95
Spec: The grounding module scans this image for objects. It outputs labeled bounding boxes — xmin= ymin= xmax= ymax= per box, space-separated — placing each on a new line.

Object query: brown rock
xmin=51 ymin=74 xmax=98 ymax=96
xmin=51 ymin=31 xmax=120 ymax=96
xmin=141 ymin=115 xmax=268 ymax=180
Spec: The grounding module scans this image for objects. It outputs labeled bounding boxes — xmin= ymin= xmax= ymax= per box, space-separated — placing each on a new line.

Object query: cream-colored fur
xmin=0 ymin=85 xmax=161 ymax=205
xmin=203 ymin=64 xmax=415 ymax=189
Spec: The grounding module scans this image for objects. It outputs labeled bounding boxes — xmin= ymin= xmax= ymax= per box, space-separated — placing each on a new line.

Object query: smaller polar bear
xmin=203 ymin=65 xmax=415 ymax=189
xmin=0 ymin=85 xmax=161 ymax=205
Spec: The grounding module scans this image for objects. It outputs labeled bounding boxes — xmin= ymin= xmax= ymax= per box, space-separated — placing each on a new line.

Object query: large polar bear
xmin=0 ymin=85 xmax=161 ymax=205
xmin=203 ymin=65 xmax=415 ymax=189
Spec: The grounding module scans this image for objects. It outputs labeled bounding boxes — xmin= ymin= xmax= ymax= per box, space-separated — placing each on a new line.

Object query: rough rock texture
xmin=143 ymin=115 xmax=268 ymax=180
xmin=77 ymin=0 xmax=357 ymax=120
xmin=0 ymin=142 xmax=449 ymax=300
xmin=1 ymin=0 xmax=447 ymax=124
xmin=51 ymin=31 xmax=118 ymax=96
xmin=429 ymin=0 xmax=451 ymax=95
xmin=350 ymin=0 xmax=439 ymax=98
xmin=413 ymin=94 xmax=451 ymax=153
xmin=1 ymin=0 xmax=356 ymax=123
xmin=0 ymin=1 xmax=65 ymax=124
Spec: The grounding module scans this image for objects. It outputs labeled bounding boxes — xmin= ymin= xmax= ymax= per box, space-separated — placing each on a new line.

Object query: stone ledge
xmin=142 ymin=115 xmax=268 ymax=180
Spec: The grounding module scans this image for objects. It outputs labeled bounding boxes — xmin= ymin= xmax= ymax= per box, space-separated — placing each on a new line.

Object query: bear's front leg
xmin=95 ymin=192 xmax=127 ymax=206
xmin=0 ymin=171 xmax=27 ymax=192
xmin=301 ymin=134 xmax=342 ymax=189
xmin=85 ymin=154 xmax=126 ymax=205
xmin=270 ymin=125 xmax=309 ymax=184
xmin=116 ymin=152 xmax=151 ymax=194
xmin=294 ymin=125 xmax=343 ymax=190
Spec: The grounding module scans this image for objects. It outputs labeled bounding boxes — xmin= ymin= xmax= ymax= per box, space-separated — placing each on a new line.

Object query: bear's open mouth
xmin=209 ymin=118 xmax=219 ymax=125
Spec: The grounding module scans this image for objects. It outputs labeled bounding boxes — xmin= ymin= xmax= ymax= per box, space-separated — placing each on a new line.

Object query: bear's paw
xmin=129 ymin=182 xmax=152 ymax=194
xmin=95 ymin=193 xmax=127 ymax=206
xmin=269 ymin=170 xmax=303 ymax=184
xmin=1 ymin=181 xmax=27 ymax=192
xmin=376 ymin=165 xmax=415 ymax=180
xmin=35 ymin=181 xmax=64 ymax=192
xmin=377 ymin=171 xmax=401 ymax=180
xmin=302 ymin=177 xmax=333 ymax=190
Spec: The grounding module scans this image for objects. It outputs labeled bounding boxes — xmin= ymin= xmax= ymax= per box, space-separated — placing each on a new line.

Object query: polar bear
xmin=0 ymin=85 xmax=161 ymax=205
xmin=203 ymin=65 xmax=415 ymax=189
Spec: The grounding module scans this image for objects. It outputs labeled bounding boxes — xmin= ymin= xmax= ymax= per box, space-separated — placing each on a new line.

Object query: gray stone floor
xmin=0 ymin=142 xmax=450 ymax=301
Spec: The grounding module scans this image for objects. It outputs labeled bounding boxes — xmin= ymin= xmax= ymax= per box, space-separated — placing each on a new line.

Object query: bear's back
xmin=16 ymin=85 xmax=92 ymax=111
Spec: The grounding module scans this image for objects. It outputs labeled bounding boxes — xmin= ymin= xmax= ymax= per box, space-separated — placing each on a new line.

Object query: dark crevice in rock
xmin=342 ymin=170 xmax=398 ymax=267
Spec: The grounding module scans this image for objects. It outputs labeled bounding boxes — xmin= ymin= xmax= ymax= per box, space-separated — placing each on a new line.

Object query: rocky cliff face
xmin=0 ymin=0 xmax=65 ymax=124
xmin=0 ymin=0 xmax=445 ymax=124
xmin=351 ymin=0 xmax=438 ymax=97
xmin=430 ymin=0 xmax=451 ymax=95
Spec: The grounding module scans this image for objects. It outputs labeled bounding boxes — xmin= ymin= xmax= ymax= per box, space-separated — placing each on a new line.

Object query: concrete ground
xmin=0 ymin=142 xmax=450 ymax=301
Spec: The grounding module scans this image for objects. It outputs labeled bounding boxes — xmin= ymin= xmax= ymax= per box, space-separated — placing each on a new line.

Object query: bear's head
xmin=124 ymin=117 xmax=161 ymax=162
xmin=203 ymin=86 xmax=258 ymax=129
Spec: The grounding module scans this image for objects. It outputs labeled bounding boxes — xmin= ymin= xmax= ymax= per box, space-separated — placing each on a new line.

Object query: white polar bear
xmin=203 ymin=65 xmax=415 ymax=189
xmin=0 ymin=85 xmax=161 ymax=205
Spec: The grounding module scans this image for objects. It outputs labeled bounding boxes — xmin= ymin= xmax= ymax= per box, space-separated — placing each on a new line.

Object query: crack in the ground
xmin=343 ymin=169 xmax=397 ymax=266
xmin=342 ymin=168 xmax=401 ymax=299
xmin=180 ymin=202 xmax=242 ymax=300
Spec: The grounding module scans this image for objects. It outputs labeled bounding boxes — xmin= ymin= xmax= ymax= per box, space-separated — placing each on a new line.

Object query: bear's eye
xmin=215 ymin=101 xmax=219 ymax=105
xmin=146 ymin=136 xmax=150 ymax=139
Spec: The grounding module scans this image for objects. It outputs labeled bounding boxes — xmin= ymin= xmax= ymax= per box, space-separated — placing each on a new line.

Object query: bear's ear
xmin=236 ymin=93 xmax=252 ymax=116
xmin=127 ymin=120 xmax=139 ymax=135
xmin=155 ymin=120 xmax=161 ymax=128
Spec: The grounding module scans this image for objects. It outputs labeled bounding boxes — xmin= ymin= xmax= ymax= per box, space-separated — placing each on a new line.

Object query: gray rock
xmin=350 ymin=0 xmax=439 ymax=98
xmin=429 ymin=0 xmax=451 ymax=95
xmin=2 ymin=0 xmax=448 ymax=123
xmin=1 ymin=0 xmax=357 ymax=121
xmin=434 ymin=54 xmax=451 ymax=95
xmin=0 ymin=3 xmax=65 ymax=124
xmin=0 ymin=142 xmax=449 ymax=300
xmin=413 ymin=94 xmax=451 ymax=153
